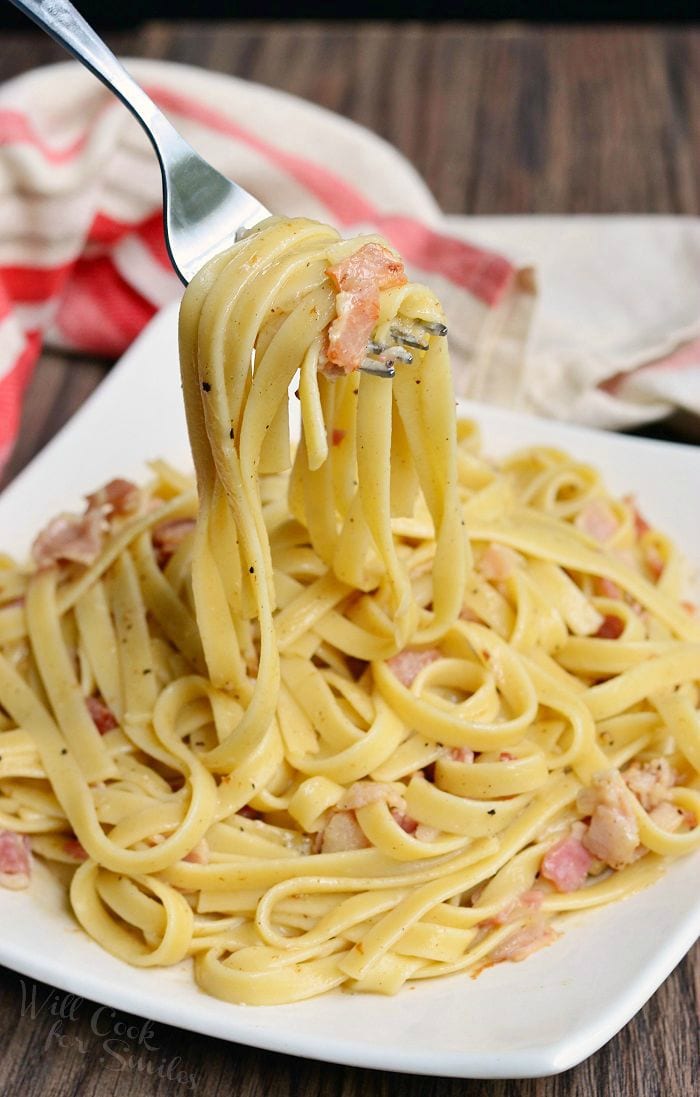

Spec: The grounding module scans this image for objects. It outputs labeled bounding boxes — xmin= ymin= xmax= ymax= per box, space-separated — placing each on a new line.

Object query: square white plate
xmin=0 ymin=302 xmax=698 ymax=1079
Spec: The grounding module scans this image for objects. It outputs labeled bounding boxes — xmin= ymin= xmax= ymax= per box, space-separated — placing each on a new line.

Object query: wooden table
xmin=0 ymin=21 xmax=697 ymax=1097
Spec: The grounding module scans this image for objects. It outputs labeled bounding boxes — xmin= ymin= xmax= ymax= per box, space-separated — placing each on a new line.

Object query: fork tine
xmin=366 ymin=343 xmax=414 ymax=363
xmin=362 ymin=319 xmax=448 ymax=376
xmin=360 ymin=358 xmax=396 ymax=378
xmin=415 ymin=319 xmax=448 ymax=337
xmin=389 ymin=327 xmax=429 ymax=351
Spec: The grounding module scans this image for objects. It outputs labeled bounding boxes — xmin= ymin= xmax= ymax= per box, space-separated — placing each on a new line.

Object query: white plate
xmin=0 ymin=302 xmax=698 ymax=1079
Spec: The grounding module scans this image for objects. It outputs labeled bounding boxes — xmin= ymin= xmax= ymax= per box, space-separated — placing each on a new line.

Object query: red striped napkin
xmin=4 ymin=60 xmax=698 ymax=476
xmin=0 ymin=59 xmax=536 ymax=474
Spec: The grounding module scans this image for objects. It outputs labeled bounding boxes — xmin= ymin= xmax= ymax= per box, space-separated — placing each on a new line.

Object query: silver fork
xmin=10 ymin=0 xmax=446 ymax=377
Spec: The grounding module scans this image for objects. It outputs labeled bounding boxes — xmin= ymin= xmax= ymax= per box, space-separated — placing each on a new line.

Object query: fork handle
xmin=9 ymin=0 xmax=176 ymax=149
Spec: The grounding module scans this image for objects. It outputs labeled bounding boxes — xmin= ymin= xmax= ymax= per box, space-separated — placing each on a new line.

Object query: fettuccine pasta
xmin=0 ymin=216 xmax=698 ymax=1005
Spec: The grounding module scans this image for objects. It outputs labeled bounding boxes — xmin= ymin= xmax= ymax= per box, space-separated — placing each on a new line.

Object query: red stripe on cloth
xmin=88 ymin=212 xmax=134 ymax=247
xmin=0 ymin=330 xmax=42 ymax=451
xmin=0 ymin=109 xmax=86 ymax=164
xmin=54 ymin=255 xmax=156 ymax=357
xmin=0 ymin=261 xmax=75 ymax=303
xmin=89 ymin=210 xmax=171 ymax=271
xmin=147 ymin=86 xmax=514 ymax=305
xmin=640 ymin=335 xmax=700 ymax=373
xmin=374 ymin=216 xmax=515 ymax=306
xmin=0 ymin=281 xmax=12 ymax=323
xmin=600 ymin=335 xmax=700 ymax=397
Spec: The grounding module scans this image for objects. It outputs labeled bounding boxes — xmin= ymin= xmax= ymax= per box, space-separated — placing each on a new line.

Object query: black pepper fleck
xmin=487 ymin=808 xmax=496 ymax=815
xmin=202 ymin=381 xmax=211 ymax=392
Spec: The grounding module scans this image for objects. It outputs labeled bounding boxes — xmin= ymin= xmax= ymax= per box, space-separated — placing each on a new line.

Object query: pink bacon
xmin=386 ymin=647 xmax=441 ymax=687
xmin=0 ymin=829 xmax=31 ymax=889
xmin=540 ymin=831 xmax=592 ymax=893
xmin=152 ymin=518 xmax=196 ymax=567
xmin=86 ymin=478 xmax=140 ymax=516
xmin=324 ymin=243 xmax=407 ymax=375
xmin=32 ymin=510 xmax=105 ymax=569
xmin=85 ymin=695 xmax=118 ymax=733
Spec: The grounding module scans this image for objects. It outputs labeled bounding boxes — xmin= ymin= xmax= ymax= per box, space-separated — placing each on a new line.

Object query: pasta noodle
xmin=0 ymin=216 xmax=698 ymax=1005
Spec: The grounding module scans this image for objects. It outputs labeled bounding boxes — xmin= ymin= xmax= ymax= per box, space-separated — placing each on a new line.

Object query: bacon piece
xmin=499 ymin=751 xmax=515 ymax=762
xmin=31 ymin=510 xmax=105 ymax=569
xmin=644 ymin=544 xmax=665 ymax=581
xmin=414 ymin=823 xmax=441 ymax=843
xmin=594 ymin=576 xmax=624 ymax=600
xmin=327 ymin=243 xmax=407 ymax=296
xmin=541 ymin=833 xmax=592 ymax=892
xmin=623 ymin=758 xmax=675 ymax=812
xmin=85 ymin=695 xmax=118 ymax=733
xmin=459 ymin=605 xmax=482 ymax=623
xmin=578 ymin=771 xmax=640 ymax=870
xmin=488 ymin=919 xmax=558 ymax=964
xmin=450 ymin=747 xmax=475 ymax=763
xmin=331 ymin=428 xmax=347 ymax=446
xmin=386 ymin=647 xmax=441 ymax=687
xmin=574 ymin=499 xmax=618 ymax=543
xmin=86 ymin=478 xmax=140 ymax=516
xmin=152 ymin=518 xmax=196 ymax=567
xmin=0 ymin=829 xmax=31 ymax=889
xmin=183 ymin=838 xmax=210 ymax=865
xmin=624 ymin=494 xmax=651 ymax=538
xmin=478 ymin=544 xmax=522 ymax=581
xmin=482 ymin=888 xmax=544 ymax=927
xmin=319 ymin=810 xmax=370 ymax=854
xmin=324 ymin=243 xmax=408 ymax=375
xmin=326 ymin=290 xmax=379 ymax=376
xmin=63 ymin=837 xmax=88 ymax=861
xmin=595 ymin=614 xmax=625 ymax=639
xmin=390 ymin=809 xmax=418 ymax=834
xmin=520 ymin=888 xmax=544 ymax=911
xmin=339 ymin=781 xmax=405 ymax=811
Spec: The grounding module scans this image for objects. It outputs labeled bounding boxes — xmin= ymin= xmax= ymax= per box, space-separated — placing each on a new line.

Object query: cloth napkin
xmin=1 ymin=60 xmax=699 ymax=477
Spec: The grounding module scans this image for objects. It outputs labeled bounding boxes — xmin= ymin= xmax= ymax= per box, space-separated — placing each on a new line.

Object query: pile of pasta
xmin=0 ymin=217 xmax=698 ymax=1005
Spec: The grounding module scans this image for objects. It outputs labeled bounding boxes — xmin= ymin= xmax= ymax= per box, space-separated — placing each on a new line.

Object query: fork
xmin=10 ymin=0 xmax=446 ymax=376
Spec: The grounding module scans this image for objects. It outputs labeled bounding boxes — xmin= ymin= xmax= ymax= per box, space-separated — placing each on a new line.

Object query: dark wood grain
xmin=0 ymin=21 xmax=698 ymax=1096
